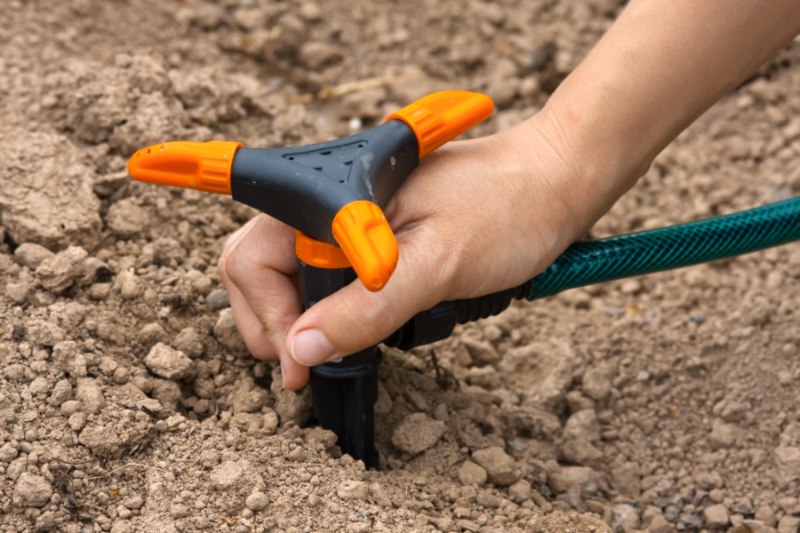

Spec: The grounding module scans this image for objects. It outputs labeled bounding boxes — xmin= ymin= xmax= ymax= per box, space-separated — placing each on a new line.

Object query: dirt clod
xmin=472 ymin=446 xmax=521 ymax=486
xmin=12 ymin=473 xmax=53 ymax=508
xmin=391 ymin=412 xmax=446 ymax=455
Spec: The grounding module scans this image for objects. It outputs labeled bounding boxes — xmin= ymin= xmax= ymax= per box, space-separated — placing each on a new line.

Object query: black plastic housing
xmin=230 ymin=120 xmax=418 ymax=244
xmin=384 ymin=280 xmax=534 ymax=350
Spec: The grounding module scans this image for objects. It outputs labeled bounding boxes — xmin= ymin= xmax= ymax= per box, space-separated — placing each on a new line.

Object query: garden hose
xmin=386 ymin=196 xmax=800 ymax=349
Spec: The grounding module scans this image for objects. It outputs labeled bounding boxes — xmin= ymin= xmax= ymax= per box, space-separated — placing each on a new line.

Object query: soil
xmin=1 ymin=1 xmax=800 ymax=532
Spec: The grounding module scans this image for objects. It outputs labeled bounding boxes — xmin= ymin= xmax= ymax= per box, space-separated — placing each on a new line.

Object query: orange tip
xmin=127 ymin=140 xmax=242 ymax=195
xmin=385 ymin=90 xmax=494 ymax=158
xmin=332 ymin=201 xmax=398 ymax=292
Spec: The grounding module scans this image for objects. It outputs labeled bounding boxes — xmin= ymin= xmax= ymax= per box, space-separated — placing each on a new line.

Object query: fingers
xmin=285 ymin=227 xmax=454 ymax=366
xmin=218 ymin=215 xmax=308 ymax=390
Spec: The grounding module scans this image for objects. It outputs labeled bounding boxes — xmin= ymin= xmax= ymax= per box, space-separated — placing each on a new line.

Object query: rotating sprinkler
xmin=128 ymin=90 xmax=800 ymax=468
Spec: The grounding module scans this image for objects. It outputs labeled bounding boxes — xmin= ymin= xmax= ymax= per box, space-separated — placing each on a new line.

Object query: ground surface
xmin=1 ymin=1 xmax=800 ymax=532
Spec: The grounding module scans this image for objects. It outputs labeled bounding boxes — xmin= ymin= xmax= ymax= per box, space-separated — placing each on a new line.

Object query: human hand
xmin=217 ymin=112 xmax=607 ymax=390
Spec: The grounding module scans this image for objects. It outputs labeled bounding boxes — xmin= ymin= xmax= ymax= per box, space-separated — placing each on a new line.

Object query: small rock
xmin=35 ymin=246 xmax=88 ymax=293
xmin=778 ymin=516 xmax=800 ymax=533
xmin=754 ymin=506 xmax=776 ymax=526
xmin=462 ymin=338 xmax=500 ymax=365
xmin=210 ymin=460 xmax=260 ymax=492
xmin=703 ymin=504 xmax=730 ymax=529
xmin=563 ymin=409 xmax=600 ymax=442
xmin=547 ymin=464 xmax=602 ymax=494
xmin=173 ymin=327 xmax=205 ymax=358
xmin=648 ymin=515 xmax=675 ymax=533
xmin=774 ymin=446 xmax=800 ymax=483
xmin=76 ymin=378 xmax=105 ymax=414
xmin=299 ymin=41 xmax=342 ymax=69
xmin=49 ymin=379 xmax=73 ymax=406
xmin=613 ymin=503 xmax=641 ymax=532
xmin=214 ymin=308 xmax=249 ymax=357
xmin=0 ymin=442 xmax=19 ymax=462
xmin=270 ymin=366 xmax=312 ymax=426
xmin=14 ymin=243 xmax=54 ymax=269
xmin=121 ymin=495 xmax=144 ymax=509
xmin=709 ymin=419 xmax=740 ymax=449
xmin=391 ymin=413 xmax=446 ymax=455
xmin=106 ymin=198 xmax=148 ymax=238
xmin=169 ymin=503 xmax=191 ymax=519
xmin=337 ymin=480 xmax=368 ymax=501
xmin=305 ymin=426 xmax=337 ymax=448
xmin=205 ymin=289 xmax=229 ymax=311
xmin=79 ymin=424 xmax=122 ymax=456
xmin=472 ymin=446 xmax=520 ymax=486
xmin=582 ymin=367 xmax=612 ymax=401
xmin=508 ymin=479 xmax=532 ymax=503
xmin=458 ymin=461 xmax=488 ymax=486
xmin=144 ymin=343 xmax=196 ymax=380
xmin=12 ymin=473 xmax=53 ymax=507
xmin=245 ymin=491 xmax=269 ymax=511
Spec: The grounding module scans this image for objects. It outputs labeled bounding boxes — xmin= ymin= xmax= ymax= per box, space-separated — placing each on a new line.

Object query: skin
xmin=218 ymin=0 xmax=800 ymax=390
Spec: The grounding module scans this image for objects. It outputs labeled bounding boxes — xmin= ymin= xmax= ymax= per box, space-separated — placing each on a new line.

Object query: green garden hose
xmin=527 ymin=196 xmax=800 ymax=299
xmin=387 ymin=196 xmax=800 ymax=349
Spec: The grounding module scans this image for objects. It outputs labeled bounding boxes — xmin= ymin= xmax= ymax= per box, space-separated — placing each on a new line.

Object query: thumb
xmin=286 ymin=235 xmax=451 ymax=366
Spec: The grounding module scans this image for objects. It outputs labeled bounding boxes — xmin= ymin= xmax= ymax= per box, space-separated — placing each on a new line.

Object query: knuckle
xmin=223 ymin=250 xmax=247 ymax=286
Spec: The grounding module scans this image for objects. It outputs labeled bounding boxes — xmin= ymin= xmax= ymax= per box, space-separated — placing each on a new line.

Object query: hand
xmin=218 ymin=113 xmax=603 ymax=390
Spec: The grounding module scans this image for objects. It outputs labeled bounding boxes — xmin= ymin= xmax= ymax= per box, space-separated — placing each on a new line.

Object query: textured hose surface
xmin=527 ymin=197 xmax=800 ymax=300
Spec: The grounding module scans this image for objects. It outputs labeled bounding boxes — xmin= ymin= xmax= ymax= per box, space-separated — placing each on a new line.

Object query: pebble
xmin=337 ymin=480 xmax=368 ymax=501
xmin=173 ymin=327 xmax=205 ymax=358
xmin=778 ymin=515 xmax=800 ymax=533
xmin=270 ymin=366 xmax=312 ymax=426
xmin=709 ymin=419 xmax=739 ymax=449
xmin=76 ymin=378 xmax=105 ymax=414
xmin=508 ymin=479 xmax=532 ymax=503
xmin=245 ymin=491 xmax=269 ymax=511
xmin=582 ymin=367 xmax=612 ymax=401
xmin=210 ymin=460 xmax=259 ymax=492
xmin=547 ymin=464 xmax=600 ymax=494
xmin=14 ymin=243 xmax=54 ymax=269
xmin=0 ymin=442 xmax=19 ymax=462
xmin=391 ymin=413 xmax=446 ymax=455
xmin=144 ymin=342 xmax=196 ymax=381
xmin=205 ymin=289 xmax=229 ymax=311
xmin=214 ymin=308 xmax=249 ymax=357
xmin=754 ymin=506 xmax=776 ymax=526
xmin=48 ymin=379 xmax=73 ymax=406
xmin=79 ymin=424 xmax=122 ymax=456
xmin=613 ymin=503 xmax=641 ymax=531
xmin=774 ymin=446 xmax=800 ymax=483
xmin=647 ymin=515 xmax=675 ymax=533
xmin=472 ymin=446 xmax=520 ymax=486
xmin=461 ymin=338 xmax=500 ymax=365
xmin=35 ymin=246 xmax=87 ymax=293
xmin=12 ymin=473 xmax=53 ymax=507
xmin=703 ymin=504 xmax=729 ymax=529
xmin=106 ymin=198 xmax=148 ymax=238
xmin=563 ymin=409 xmax=600 ymax=442
xmin=458 ymin=461 xmax=488 ymax=486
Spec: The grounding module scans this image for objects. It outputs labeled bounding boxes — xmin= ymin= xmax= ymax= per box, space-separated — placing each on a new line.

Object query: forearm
xmin=529 ymin=0 xmax=800 ymax=229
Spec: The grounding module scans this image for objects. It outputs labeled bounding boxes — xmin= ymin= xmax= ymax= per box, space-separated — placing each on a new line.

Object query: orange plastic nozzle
xmin=127 ymin=140 xmax=243 ymax=195
xmin=385 ymin=90 xmax=494 ymax=158
xmin=332 ymin=201 xmax=399 ymax=292
xmin=295 ymin=231 xmax=351 ymax=269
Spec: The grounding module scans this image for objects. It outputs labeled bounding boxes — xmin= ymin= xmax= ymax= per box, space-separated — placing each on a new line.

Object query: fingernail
xmin=290 ymin=329 xmax=335 ymax=366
